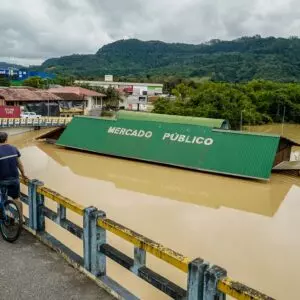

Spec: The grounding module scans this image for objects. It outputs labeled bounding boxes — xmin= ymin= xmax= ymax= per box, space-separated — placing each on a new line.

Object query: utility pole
xmin=281 ymin=105 xmax=286 ymax=135
xmin=240 ymin=110 xmax=243 ymax=131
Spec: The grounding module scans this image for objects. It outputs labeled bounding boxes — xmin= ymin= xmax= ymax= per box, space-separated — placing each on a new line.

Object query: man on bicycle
xmin=0 ymin=132 xmax=26 ymax=220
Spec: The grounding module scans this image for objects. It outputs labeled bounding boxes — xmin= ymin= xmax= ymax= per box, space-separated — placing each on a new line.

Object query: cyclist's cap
xmin=0 ymin=132 xmax=8 ymax=143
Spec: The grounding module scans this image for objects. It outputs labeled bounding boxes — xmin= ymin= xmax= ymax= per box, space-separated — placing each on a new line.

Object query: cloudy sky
xmin=1 ymin=0 xmax=299 ymax=66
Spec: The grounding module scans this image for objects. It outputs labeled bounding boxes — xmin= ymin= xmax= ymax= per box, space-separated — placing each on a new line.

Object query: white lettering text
xmin=162 ymin=132 xmax=214 ymax=146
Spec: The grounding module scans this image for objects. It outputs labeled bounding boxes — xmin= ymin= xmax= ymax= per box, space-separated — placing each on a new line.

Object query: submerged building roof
xmin=56 ymin=116 xmax=295 ymax=180
xmin=117 ymin=111 xmax=230 ymax=129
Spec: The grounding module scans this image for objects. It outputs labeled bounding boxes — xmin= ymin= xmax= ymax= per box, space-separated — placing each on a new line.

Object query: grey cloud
xmin=0 ymin=0 xmax=299 ymax=65
xmin=87 ymin=0 xmax=149 ymax=39
xmin=148 ymin=0 xmax=261 ymax=43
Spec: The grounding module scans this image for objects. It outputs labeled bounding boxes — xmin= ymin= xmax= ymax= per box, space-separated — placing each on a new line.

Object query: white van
xmin=20 ymin=112 xmax=42 ymax=119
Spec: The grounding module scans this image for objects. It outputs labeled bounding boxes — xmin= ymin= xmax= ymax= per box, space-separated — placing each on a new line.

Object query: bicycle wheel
xmin=0 ymin=200 xmax=22 ymax=243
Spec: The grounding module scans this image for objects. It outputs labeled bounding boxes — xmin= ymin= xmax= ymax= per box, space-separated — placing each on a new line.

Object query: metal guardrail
xmin=0 ymin=117 xmax=72 ymax=128
xmin=20 ymin=177 xmax=275 ymax=300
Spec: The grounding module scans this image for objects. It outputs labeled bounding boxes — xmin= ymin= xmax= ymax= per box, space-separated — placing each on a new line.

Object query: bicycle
xmin=0 ymin=185 xmax=22 ymax=243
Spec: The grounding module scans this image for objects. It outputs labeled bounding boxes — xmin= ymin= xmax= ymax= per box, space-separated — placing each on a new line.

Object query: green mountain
xmin=40 ymin=36 xmax=300 ymax=82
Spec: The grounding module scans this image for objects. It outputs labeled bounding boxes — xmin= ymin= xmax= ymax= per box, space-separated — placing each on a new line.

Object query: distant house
xmin=75 ymin=76 xmax=163 ymax=112
xmin=0 ymin=87 xmax=61 ymax=102
xmin=0 ymin=87 xmax=63 ymax=116
xmin=48 ymin=86 xmax=106 ymax=116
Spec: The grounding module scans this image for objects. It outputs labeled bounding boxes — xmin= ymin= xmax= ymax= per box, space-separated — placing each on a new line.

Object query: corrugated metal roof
xmin=49 ymin=93 xmax=84 ymax=101
xmin=56 ymin=116 xmax=282 ymax=180
xmin=117 ymin=111 xmax=230 ymax=129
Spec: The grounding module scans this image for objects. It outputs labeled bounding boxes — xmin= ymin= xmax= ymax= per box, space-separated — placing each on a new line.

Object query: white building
xmin=75 ymin=76 xmax=164 ymax=96
xmin=75 ymin=76 xmax=164 ymax=112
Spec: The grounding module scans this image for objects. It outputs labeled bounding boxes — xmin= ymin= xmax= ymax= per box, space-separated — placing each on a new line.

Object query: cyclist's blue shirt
xmin=0 ymin=144 xmax=21 ymax=181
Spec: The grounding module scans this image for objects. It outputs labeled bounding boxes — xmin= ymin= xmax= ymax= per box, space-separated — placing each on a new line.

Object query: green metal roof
xmin=57 ymin=116 xmax=282 ymax=180
xmin=117 ymin=111 xmax=230 ymax=129
xmin=215 ymin=129 xmax=300 ymax=146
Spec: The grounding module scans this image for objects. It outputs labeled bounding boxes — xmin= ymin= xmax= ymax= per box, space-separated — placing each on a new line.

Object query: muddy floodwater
xmin=9 ymin=124 xmax=300 ymax=300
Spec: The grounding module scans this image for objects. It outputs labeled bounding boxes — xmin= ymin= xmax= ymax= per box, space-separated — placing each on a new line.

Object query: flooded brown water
xmin=9 ymin=125 xmax=300 ymax=300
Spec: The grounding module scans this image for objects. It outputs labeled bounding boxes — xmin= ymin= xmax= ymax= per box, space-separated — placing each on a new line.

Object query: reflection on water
xmin=37 ymin=143 xmax=293 ymax=217
xmin=9 ymin=126 xmax=300 ymax=300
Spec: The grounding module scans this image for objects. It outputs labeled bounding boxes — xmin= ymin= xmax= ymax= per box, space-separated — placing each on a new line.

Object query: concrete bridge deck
xmin=0 ymin=231 xmax=114 ymax=300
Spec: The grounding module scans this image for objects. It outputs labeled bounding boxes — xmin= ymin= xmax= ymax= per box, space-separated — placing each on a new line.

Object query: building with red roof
xmin=48 ymin=86 xmax=106 ymax=116
xmin=0 ymin=86 xmax=105 ymax=117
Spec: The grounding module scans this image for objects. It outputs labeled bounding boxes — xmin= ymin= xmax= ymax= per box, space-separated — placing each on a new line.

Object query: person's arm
xmin=17 ymin=157 xmax=26 ymax=178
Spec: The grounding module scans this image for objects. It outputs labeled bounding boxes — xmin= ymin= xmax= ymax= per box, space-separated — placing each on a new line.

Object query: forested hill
xmin=0 ymin=62 xmax=25 ymax=69
xmin=40 ymin=36 xmax=300 ymax=82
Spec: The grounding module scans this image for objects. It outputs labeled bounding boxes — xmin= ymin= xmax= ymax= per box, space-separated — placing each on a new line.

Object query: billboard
xmin=148 ymin=86 xmax=163 ymax=94
xmin=122 ymin=85 xmax=133 ymax=93
xmin=0 ymin=106 xmax=21 ymax=118
xmin=105 ymin=75 xmax=113 ymax=82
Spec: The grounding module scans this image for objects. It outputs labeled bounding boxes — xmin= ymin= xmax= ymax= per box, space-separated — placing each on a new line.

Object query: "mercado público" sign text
xmin=108 ymin=127 xmax=214 ymax=146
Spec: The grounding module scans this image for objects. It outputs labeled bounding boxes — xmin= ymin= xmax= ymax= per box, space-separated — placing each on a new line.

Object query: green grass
xmin=11 ymin=80 xmax=24 ymax=86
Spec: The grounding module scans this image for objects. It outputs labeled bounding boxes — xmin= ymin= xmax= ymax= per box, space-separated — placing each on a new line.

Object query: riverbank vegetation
xmin=153 ymin=80 xmax=300 ymax=129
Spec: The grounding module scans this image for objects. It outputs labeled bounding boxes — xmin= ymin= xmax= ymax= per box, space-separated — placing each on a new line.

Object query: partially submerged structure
xmin=38 ymin=111 xmax=300 ymax=180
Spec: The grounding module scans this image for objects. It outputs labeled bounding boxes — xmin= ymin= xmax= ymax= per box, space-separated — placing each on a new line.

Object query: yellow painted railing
xmin=20 ymin=177 xmax=275 ymax=300
xmin=98 ymin=218 xmax=190 ymax=272
xmin=37 ymin=186 xmax=85 ymax=216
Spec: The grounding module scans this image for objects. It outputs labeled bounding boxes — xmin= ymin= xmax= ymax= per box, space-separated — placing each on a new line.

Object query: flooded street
xmin=9 ymin=125 xmax=300 ymax=300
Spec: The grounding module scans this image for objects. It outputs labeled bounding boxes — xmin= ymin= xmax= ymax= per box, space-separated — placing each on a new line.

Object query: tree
xmin=52 ymin=76 xmax=75 ymax=86
xmin=104 ymin=86 xmax=122 ymax=108
xmin=171 ymin=83 xmax=192 ymax=102
xmin=23 ymin=76 xmax=45 ymax=88
xmin=0 ymin=77 xmax=11 ymax=87
xmin=76 ymin=83 xmax=122 ymax=109
xmin=153 ymin=80 xmax=300 ymax=128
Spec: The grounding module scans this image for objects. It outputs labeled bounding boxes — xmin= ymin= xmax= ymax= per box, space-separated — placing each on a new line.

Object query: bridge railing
xmin=0 ymin=117 xmax=72 ymax=127
xmin=20 ymin=177 xmax=275 ymax=300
